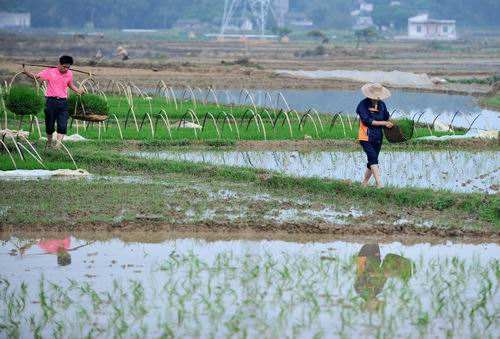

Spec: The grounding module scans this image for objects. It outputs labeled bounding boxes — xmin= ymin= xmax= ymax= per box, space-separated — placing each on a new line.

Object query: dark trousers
xmin=360 ymin=141 xmax=382 ymax=169
xmin=45 ymin=97 xmax=69 ymax=135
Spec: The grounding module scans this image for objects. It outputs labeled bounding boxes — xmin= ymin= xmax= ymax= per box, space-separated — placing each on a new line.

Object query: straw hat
xmin=361 ymin=83 xmax=391 ymax=100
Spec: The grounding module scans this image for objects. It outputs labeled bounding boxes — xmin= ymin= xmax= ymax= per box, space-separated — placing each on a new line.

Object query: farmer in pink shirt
xmin=23 ymin=55 xmax=84 ymax=148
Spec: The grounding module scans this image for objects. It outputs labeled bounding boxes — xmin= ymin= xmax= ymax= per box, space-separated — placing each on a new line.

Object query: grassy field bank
xmin=0 ymin=142 xmax=498 ymax=234
xmin=480 ymin=95 xmax=500 ymax=110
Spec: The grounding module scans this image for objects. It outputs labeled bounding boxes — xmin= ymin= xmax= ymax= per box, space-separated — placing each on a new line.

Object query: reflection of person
xmin=11 ymin=237 xmax=93 ymax=266
xmin=355 ymin=244 xmax=385 ymax=301
xmin=38 ymin=237 xmax=72 ymax=266
xmin=23 ymin=55 xmax=84 ymax=149
xmin=355 ymin=243 xmax=413 ymax=309
xmin=356 ymin=83 xmax=394 ymax=188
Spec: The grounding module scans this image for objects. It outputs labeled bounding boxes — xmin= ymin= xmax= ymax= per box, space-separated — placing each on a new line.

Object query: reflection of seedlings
xmin=0 ymin=240 xmax=498 ymax=337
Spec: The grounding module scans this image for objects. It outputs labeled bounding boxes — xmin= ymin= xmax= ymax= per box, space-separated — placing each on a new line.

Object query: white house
xmin=0 ymin=12 xmax=31 ymax=28
xmin=360 ymin=3 xmax=374 ymax=12
xmin=408 ymin=14 xmax=457 ymax=40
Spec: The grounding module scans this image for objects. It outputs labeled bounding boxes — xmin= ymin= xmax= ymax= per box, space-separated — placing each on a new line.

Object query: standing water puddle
xmin=127 ymin=150 xmax=499 ymax=194
xmin=1 ymin=236 xmax=499 ymax=338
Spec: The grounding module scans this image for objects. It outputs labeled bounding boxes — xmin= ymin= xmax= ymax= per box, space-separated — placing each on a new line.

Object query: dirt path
xmin=232 ymin=139 xmax=500 ymax=151
xmin=4 ymin=229 xmax=496 ymax=245
xmin=2 ymin=219 xmax=498 ymax=240
xmin=125 ymin=139 xmax=498 ymax=152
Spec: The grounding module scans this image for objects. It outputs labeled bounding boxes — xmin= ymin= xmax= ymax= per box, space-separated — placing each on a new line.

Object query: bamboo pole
xmin=21 ymin=63 xmax=94 ymax=77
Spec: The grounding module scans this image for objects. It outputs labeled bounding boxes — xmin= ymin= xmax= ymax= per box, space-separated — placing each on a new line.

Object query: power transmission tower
xmin=219 ymin=0 xmax=288 ymax=38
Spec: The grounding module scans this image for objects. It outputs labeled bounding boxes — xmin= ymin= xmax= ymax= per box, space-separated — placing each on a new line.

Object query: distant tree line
xmin=0 ymin=0 xmax=499 ymax=30
xmin=0 ymin=0 xmax=224 ymax=29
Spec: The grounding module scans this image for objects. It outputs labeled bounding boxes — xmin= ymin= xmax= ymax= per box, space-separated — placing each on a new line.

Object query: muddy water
xmin=172 ymin=88 xmax=500 ymax=130
xmin=0 ymin=235 xmax=498 ymax=338
xmin=128 ymin=150 xmax=499 ymax=194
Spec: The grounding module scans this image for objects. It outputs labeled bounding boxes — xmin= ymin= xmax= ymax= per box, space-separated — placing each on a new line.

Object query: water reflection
xmin=8 ymin=237 xmax=94 ymax=266
xmin=38 ymin=237 xmax=72 ymax=266
xmin=0 ymin=236 xmax=498 ymax=338
xmin=355 ymin=244 xmax=413 ymax=310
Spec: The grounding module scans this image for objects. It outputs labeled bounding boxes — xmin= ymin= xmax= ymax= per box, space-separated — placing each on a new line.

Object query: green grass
xmin=0 ymin=92 xmax=494 ymax=229
xmin=480 ymin=95 xmax=500 ymax=110
xmin=445 ymin=76 xmax=499 ymax=85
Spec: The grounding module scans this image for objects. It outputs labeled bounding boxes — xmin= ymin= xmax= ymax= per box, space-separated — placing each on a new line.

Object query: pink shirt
xmin=38 ymin=237 xmax=71 ymax=253
xmin=37 ymin=68 xmax=73 ymax=98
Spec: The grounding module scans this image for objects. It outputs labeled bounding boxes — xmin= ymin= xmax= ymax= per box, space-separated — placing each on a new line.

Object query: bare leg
xmin=46 ymin=133 xmax=53 ymax=148
xmin=54 ymin=133 xmax=65 ymax=149
xmin=370 ymin=164 xmax=384 ymax=188
xmin=362 ymin=168 xmax=372 ymax=187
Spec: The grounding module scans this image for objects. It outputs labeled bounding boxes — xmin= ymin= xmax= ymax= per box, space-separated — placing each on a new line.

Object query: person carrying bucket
xmin=356 ymin=83 xmax=393 ymax=188
xmin=23 ymin=55 xmax=85 ymax=149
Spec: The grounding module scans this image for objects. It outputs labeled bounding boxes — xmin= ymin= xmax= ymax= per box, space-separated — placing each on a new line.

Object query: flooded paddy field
xmin=127 ymin=150 xmax=500 ymax=194
xmin=1 ymin=234 xmax=498 ymax=338
xmin=169 ymin=88 xmax=500 ymax=130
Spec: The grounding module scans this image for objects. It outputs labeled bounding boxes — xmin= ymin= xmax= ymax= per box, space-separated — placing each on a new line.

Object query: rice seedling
xmin=1 ymin=81 xmax=465 ymax=145
xmin=67 ymin=93 xmax=109 ymax=122
xmin=3 ymin=84 xmax=44 ymax=117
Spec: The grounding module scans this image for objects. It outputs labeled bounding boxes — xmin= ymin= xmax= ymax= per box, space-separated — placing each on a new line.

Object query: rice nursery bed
xmin=0 ymin=236 xmax=498 ymax=338
xmin=1 ymin=81 xmax=463 ymax=143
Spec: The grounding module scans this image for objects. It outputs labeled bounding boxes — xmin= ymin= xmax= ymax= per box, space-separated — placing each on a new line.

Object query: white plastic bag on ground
xmin=274 ymin=69 xmax=434 ymax=87
xmin=0 ymin=169 xmax=89 ymax=180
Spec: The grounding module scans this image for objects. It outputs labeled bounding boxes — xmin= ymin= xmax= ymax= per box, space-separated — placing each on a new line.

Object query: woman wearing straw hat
xmin=356 ymin=83 xmax=393 ymax=188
